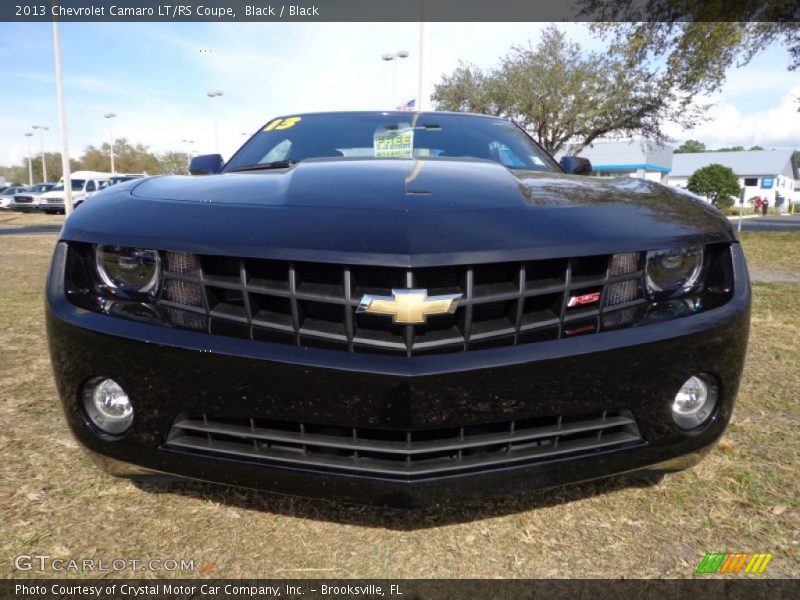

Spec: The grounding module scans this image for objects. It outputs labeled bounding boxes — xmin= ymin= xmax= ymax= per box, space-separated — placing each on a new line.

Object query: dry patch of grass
xmin=0 ymin=212 xmax=64 ymax=227
xmin=0 ymin=234 xmax=798 ymax=579
xmin=740 ymin=232 xmax=800 ymax=277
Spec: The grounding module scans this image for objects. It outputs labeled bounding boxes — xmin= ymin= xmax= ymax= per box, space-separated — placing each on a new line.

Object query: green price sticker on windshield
xmin=374 ymin=128 xmax=414 ymax=158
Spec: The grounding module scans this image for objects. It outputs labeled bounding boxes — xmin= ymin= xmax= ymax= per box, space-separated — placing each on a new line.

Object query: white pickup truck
xmin=39 ymin=171 xmax=112 ymax=214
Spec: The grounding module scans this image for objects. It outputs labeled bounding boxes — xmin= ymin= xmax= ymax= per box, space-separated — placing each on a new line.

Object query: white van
xmin=39 ymin=171 xmax=112 ymax=214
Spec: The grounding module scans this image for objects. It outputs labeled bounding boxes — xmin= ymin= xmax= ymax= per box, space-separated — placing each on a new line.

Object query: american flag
xmin=396 ymin=99 xmax=415 ymax=111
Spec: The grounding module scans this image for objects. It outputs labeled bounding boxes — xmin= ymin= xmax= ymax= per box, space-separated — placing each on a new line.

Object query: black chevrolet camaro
xmin=46 ymin=112 xmax=750 ymax=507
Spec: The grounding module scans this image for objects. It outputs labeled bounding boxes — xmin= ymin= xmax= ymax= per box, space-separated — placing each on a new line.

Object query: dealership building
xmin=578 ymin=141 xmax=799 ymax=212
xmin=668 ymin=150 xmax=798 ymax=212
xmin=578 ymin=140 xmax=673 ymax=183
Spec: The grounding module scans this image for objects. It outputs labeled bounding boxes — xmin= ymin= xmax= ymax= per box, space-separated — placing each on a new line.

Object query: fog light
xmin=82 ymin=377 xmax=133 ymax=435
xmin=672 ymin=375 xmax=717 ymax=430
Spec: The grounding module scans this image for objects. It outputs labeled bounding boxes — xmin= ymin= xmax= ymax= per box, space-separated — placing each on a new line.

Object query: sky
xmin=0 ymin=21 xmax=798 ymax=168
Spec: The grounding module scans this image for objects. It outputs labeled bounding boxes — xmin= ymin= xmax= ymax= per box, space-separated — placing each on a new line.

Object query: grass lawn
xmin=0 ymin=212 xmax=64 ymax=227
xmin=0 ymin=233 xmax=797 ymax=579
xmin=739 ymin=232 xmax=800 ymax=277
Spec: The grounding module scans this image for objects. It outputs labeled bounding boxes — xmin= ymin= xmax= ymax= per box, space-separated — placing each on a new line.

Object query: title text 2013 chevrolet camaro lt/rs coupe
xmin=46 ymin=112 xmax=750 ymax=507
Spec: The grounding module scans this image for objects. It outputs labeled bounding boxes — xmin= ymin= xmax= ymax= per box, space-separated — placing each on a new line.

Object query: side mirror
xmin=559 ymin=156 xmax=593 ymax=176
xmin=189 ymin=154 xmax=224 ymax=175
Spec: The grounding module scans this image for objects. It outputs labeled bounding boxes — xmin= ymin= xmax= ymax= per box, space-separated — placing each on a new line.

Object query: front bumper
xmin=11 ymin=204 xmax=40 ymax=213
xmin=46 ymin=243 xmax=751 ymax=507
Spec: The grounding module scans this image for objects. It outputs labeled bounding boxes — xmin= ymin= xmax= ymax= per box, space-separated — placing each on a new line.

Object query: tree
xmin=78 ymin=138 xmax=161 ymax=174
xmin=0 ymin=141 xmax=190 ymax=185
xmin=587 ymin=4 xmax=799 ymax=99
xmin=0 ymin=165 xmax=27 ymax=186
xmin=432 ymin=26 xmax=706 ymax=155
xmin=687 ymin=164 xmax=741 ymax=208
xmin=157 ymin=151 xmax=189 ymax=175
xmin=674 ymin=140 xmax=706 ymax=153
xmin=3 ymin=152 xmax=80 ymax=183
xmin=749 ymin=146 xmax=765 ymax=151
xmin=715 ymin=146 xmax=745 ymax=152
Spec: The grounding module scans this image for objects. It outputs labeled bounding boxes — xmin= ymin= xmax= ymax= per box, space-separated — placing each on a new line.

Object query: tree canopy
xmin=675 ymin=140 xmax=706 ymax=153
xmin=0 ymin=153 xmax=80 ymax=185
xmin=587 ymin=3 xmax=799 ymax=100
xmin=432 ymin=26 xmax=706 ymax=155
xmin=0 ymin=139 xmax=188 ymax=185
xmin=687 ymin=163 xmax=741 ymax=208
xmin=674 ymin=142 xmax=775 ymax=154
xmin=79 ymin=138 xmax=162 ymax=174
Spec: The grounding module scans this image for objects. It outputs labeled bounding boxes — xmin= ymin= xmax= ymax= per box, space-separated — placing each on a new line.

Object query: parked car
xmin=10 ymin=183 xmax=56 ymax=213
xmin=0 ymin=186 xmax=29 ymax=210
xmin=38 ymin=171 xmax=111 ymax=214
xmin=46 ymin=112 xmax=750 ymax=507
xmin=105 ymin=174 xmax=146 ymax=188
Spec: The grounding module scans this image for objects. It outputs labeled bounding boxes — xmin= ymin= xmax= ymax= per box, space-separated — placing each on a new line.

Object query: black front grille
xmin=164 ymin=410 xmax=644 ymax=479
xmin=14 ymin=196 xmax=33 ymax=203
xmin=158 ymin=252 xmax=647 ymax=356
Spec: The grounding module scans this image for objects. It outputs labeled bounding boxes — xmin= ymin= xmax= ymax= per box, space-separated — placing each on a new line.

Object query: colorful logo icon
xmin=696 ymin=553 xmax=773 ymax=574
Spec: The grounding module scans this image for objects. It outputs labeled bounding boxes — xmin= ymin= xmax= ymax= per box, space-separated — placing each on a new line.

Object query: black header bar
xmin=3 ymin=0 xmax=799 ymax=23
xmin=3 ymin=579 xmax=800 ymax=600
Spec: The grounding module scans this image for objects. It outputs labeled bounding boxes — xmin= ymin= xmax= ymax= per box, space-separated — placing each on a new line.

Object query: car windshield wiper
xmin=229 ymin=160 xmax=298 ymax=172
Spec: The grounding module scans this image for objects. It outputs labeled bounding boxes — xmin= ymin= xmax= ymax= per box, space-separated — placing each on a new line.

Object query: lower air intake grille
xmin=164 ymin=410 xmax=644 ymax=479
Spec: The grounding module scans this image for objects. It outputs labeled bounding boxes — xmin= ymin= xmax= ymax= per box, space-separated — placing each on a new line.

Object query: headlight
xmin=95 ymin=245 xmax=161 ymax=296
xmin=645 ymin=246 xmax=704 ymax=300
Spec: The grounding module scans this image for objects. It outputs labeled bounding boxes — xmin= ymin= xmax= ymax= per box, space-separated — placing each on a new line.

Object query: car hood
xmin=62 ymin=158 xmax=735 ymax=266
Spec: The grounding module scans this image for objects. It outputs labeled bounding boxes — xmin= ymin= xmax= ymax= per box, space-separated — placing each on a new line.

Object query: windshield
xmin=53 ymin=179 xmax=85 ymax=192
xmin=224 ymin=113 xmax=558 ymax=172
xmin=34 ymin=184 xmax=53 ymax=193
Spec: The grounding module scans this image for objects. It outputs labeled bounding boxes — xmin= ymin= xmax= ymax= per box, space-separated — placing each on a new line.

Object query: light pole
xmin=24 ymin=133 xmax=34 ymax=186
xmin=52 ymin=22 xmax=73 ymax=215
xmin=104 ymin=112 xmax=116 ymax=173
xmin=417 ymin=22 xmax=430 ymax=111
xmin=381 ymin=50 xmax=409 ymax=108
xmin=206 ymin=90 xmax=224 ymax=153
xmin=181 ymin=138 xmax=194 ymax=165
xmin=32 ymin=124 xmax=49 ymax=182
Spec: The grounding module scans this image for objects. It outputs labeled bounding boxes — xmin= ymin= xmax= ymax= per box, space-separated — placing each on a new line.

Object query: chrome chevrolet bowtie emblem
xmin=357 ymin=289 xmax=463 ymax=324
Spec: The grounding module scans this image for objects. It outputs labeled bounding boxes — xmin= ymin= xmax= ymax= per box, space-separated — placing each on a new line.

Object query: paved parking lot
xmin=0 ymin=224 xmax=62 ymax=235
xmin=739 ymin=214 xmax=800 ymax=232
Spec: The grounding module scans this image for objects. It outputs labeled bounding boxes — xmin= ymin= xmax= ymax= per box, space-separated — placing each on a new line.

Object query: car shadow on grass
xmin=133 ymin=473 xmax=662 ymax=530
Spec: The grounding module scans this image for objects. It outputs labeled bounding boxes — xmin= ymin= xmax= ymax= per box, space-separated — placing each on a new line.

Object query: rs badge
xmin=567 ymin=291 xmax=601 ymax=308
